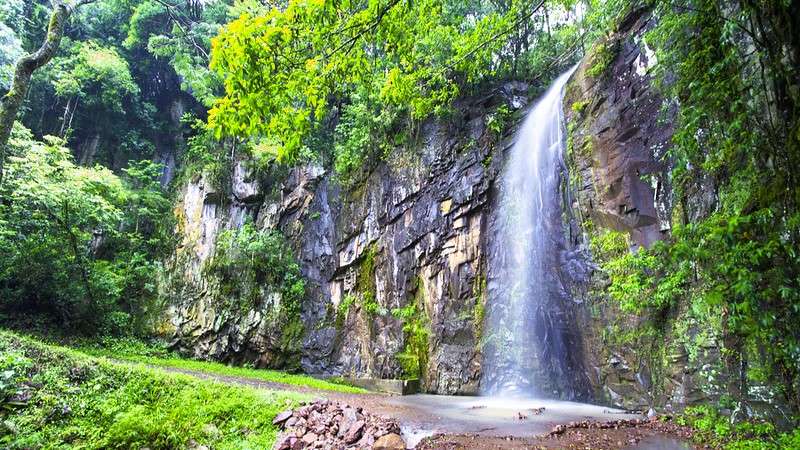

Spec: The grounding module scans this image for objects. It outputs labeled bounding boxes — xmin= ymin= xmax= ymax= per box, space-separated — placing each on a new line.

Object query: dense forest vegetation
xmin=0 ymin=0 xmax=798 ymax=448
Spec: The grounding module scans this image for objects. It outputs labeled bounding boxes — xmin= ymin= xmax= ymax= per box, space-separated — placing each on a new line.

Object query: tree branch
xmin=444 ymin=0 xmax=546 ymax=76
xmin=0 ymin=0 xmax=98 ymax=188
xmin=151 ymin=0 xmax=210 ymax=61
xmin=323 ymin=0 xmax=402 ymax=61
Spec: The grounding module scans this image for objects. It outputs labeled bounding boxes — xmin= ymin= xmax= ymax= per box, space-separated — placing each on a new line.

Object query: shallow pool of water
xmin=387 ymin=394 xmax=640 ymax=447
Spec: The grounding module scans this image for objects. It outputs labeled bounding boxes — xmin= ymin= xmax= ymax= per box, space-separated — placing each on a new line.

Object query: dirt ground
xmin=151 ymin=364 xmax=696 ymax=449
xmin=415 ymin=418 xmax=697 ymax=449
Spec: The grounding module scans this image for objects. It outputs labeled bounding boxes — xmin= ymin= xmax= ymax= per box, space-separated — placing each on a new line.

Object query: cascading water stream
xmin=482 ymin=66 xmax=578 ymax=398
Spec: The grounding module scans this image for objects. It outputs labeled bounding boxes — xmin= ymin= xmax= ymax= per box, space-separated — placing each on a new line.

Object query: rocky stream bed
xmin=270 ymin=397 xmax=696 ymax=450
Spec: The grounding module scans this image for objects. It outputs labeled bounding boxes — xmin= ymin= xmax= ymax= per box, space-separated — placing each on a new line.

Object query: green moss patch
xmin=392 ymin=278 xmax=430 ymax=380
xmin=586 ymin=40 xmax=619 ymax=79
xmin=677 ymin=405 xmax=800 ymax=449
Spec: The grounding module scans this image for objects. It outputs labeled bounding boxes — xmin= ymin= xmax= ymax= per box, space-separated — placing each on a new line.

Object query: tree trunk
xmin=0 ymin=0 xmax=96 ymax=186
xmin=59 ymin=96 xmax=78 ymax=137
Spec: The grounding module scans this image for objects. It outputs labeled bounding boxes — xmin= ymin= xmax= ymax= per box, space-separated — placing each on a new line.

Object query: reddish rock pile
xmin=272 ymin=399 xmax=406 ymax=450
xmin=545 ymin=416 xmax=695 ymax=448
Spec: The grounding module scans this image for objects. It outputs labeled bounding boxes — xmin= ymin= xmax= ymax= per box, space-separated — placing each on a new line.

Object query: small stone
xmin=302 ymin=432 xmax=318 ymax=444
xmin=343 ymin=420 xmax=365 ymax=444
xmin=338 ymin=408 xmax=358 ymax=437
xmin=275 ymin=435 xmax=293 ymax=450
xmin=273 ymin=410 xmax=294 ymax=426
xmin=373 ymin=433 xmax=406 ymax=450
xmin=359 ymin=432 xmax=375 ymax=447
xmin=290 ymin=437 xmax=303 ymax=450
xmin=343 ymin=407 xmax=357 ymax=421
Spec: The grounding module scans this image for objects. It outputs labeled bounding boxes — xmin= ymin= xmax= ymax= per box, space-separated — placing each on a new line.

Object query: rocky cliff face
xmin=563 ymin=12 xmax=673 ymax=251
xmin=561 ymin=6 xmax=726 ymax=412
xmin=161 ymin=6 xmax=723 ymax=408
xmin=160 ymin=84 xmax=540 ymax=394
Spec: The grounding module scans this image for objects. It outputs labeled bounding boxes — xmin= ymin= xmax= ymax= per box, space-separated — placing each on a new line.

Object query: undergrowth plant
xmin=0 ymin=330 xmax=309 ymax=449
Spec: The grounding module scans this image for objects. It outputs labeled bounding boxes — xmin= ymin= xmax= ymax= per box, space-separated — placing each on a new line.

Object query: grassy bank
xmin=0 ymin=330 xmax=310 ymax=449
xmin=77 ymin=336 xmax=367 ymax=394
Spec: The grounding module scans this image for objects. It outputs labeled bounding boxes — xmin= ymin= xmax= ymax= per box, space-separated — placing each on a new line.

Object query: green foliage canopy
xmin=207 ymin=0 xmax=566 ymax=164
xmin=52 ymin=41 xmax=139 ymax=112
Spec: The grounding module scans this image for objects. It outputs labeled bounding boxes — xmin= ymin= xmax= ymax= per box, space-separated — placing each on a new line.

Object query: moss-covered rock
xmin=561 ymin=5 xmax=728 ymax=413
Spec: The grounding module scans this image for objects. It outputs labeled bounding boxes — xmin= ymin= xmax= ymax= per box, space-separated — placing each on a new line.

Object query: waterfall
xmin=483 ymin=66 xmax=578 ymax=398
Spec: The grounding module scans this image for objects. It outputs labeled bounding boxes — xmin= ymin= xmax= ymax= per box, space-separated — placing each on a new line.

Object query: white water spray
xmin=483 ymin=66 xmax=577 ymax=397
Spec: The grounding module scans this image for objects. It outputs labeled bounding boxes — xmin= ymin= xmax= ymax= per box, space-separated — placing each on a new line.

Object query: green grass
xmin=76 ymin=336 xmax=368 ymax=394
xmin=0 ymin=330 xmax=310 ymax=449
xmin=676 ymin=405 xmax=800 ymax=450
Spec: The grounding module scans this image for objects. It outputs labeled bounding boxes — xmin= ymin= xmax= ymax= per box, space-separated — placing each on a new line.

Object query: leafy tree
xmin=0 ymin=0 xmax=99 ymax=186
xmin=0 ymin=124 xmax=172 ymax=334
xmin=125 ymin=0 xmax=228 ymax=107
xmin=0 ymin=0 xmax=236 ymax=186
xmin=206 ymin=0 xmax=560 ymax=164
xmin=51 ymin=41 xmax=139 ymax=139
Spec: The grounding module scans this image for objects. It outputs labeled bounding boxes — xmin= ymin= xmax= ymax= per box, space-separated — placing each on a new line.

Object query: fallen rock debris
xmin=273 ymin=399 xmax=406 ymax=450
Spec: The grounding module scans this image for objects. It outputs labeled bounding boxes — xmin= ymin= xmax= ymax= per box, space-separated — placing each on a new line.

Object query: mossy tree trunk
xmin=0 ymin=0 xmax=97 ymax=186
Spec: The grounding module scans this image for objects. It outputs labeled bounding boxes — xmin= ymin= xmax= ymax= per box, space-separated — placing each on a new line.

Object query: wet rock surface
xmin=272 ymin=399 xmax=405 ymax=450
xmin=563 ymin=5 xmax=674 ymax=250
xmin=561 ymin=6 xmax=677 ymax=412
